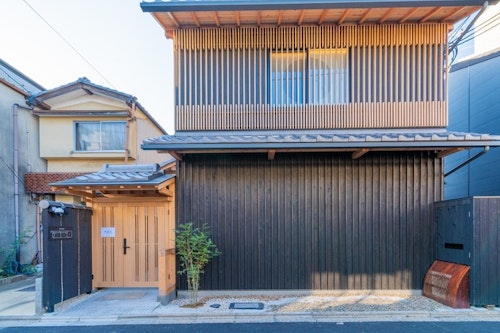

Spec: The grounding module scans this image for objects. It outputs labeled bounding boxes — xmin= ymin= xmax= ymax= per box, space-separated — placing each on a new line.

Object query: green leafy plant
xmin=175 ymin=222 xmax=221 ymax=305
xmin=0 ymin=227 xmax=35 ymax=278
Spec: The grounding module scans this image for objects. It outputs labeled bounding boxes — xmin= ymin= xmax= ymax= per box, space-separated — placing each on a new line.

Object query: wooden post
xmin=158 ymin=248 xmax=176 ymax=305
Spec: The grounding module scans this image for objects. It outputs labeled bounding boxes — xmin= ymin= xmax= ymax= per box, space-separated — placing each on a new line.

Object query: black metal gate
xmin=41 ymin=200 xmax=92 ymax=312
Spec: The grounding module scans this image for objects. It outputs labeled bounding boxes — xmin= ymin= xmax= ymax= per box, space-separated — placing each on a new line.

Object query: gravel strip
xmin=165 ymin=293 xmax=450 ymax=314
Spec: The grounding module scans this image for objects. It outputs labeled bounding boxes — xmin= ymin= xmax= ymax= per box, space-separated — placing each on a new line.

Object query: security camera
xmin=53 ymin=207 xmax=65 ymax=216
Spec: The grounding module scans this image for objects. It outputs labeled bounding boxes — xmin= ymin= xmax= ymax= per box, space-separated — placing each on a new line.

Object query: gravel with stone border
xmin=166 ymin=291 xmax=451 ymax=314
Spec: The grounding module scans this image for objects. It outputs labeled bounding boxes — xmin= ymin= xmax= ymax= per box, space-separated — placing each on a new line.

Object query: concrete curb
xmin=2 ymin=309 xmax=500 ymax=327
xmin=0 ymin=275 xmax=28 ymax=287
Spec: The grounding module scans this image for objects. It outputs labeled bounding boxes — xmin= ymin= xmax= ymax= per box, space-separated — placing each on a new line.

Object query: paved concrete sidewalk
xmin=1 ymin=278 xmax=499 ymax=327
xmin=0 ymin=275 xmax=38 ymax=318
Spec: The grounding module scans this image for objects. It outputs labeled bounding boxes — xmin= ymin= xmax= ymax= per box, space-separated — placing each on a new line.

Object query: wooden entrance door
xmin=92 ymin=200 xmax=170 ymax=288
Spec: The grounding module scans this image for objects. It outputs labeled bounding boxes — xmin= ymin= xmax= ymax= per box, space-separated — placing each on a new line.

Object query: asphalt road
xmin=1 ymin=322 xmax=500 ymax=333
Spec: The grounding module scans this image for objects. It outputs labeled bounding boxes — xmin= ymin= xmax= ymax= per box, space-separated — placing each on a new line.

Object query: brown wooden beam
xmin=268 ymin=149 xmax=276 ymax=160
xmin=236 ymin=11 xmax=241 ymax=26
xmin=169 ymin=151 xmax=183 ymax=161
xmin=352 ymin=148 xmax=369 ymax=159
xmin=158 ymin=188 xmax=174 ymax=197
xmin=443 ymin=7 xmax=467 ymax=22
xmin=166 ymin=12 xmax=179 ymax=28
xmin=191 ymin=12 xmax=201 ymax=27
xmin=437 ymin=147 xmax=465 ymax=158
xmin=63 ymin=189 xmax=95 ymax=199
xmin=379 ymin=8 xmax=395 ymax=24
xmin=421 ymin=7 xmax=441 ymax=23
xmin=359 ymin=9 xmax=372 ymax=24
xmin=401 ymin=7 xmax=418 ymax=23
xmin=339 ymin=9 xmax=350 ymax=25
xmin=297 ymin=10 xmax=305 ymax=25
xmin=318 ymin=9 xmax=328 ymax=25
xmin=212 ymin=11 xmax=221 ymax=27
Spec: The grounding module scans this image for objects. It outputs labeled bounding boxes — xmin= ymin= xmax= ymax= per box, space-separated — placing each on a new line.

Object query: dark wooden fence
xmin=177 ymin=152 xmax=441 ymax=290
xmin=42 ymin=201 xmax=92 ymax=312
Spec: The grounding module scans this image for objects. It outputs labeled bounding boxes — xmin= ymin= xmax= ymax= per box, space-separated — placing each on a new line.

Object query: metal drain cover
xmin=229 ymin=302 xmax=264 ymax=310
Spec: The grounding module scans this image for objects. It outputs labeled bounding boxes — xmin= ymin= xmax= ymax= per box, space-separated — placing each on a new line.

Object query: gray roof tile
xmin=50 ymin=163 xmax=175 ymax=187
xmin=142 ymin=130 xmax=500 ymax=150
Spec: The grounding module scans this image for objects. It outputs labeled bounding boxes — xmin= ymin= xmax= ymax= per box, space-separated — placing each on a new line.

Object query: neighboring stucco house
xmin=25 ymin=77 xmax=170 ymax=204
xmin=0 ymin=59 xmax=46 ymax=270
xmin=23 ymin=77 xmax=177 ymax=301
xmin=141 ymin=0 xmax=500 ymax=291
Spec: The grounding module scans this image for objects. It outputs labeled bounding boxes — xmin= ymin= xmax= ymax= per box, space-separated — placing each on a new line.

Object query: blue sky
xmin=1 ymin=0 xmax=175 ymax=134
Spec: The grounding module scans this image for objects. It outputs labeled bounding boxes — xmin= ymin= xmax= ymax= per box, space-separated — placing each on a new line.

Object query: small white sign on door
xmin=100 ymin=227 xmax=116 ymax=238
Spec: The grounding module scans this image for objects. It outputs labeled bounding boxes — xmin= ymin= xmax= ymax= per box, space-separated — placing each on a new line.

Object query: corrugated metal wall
xmin=177 ymin=152 xmax=442 ymax=290
xmin=446 ymin=52 xmax=500 ymax=199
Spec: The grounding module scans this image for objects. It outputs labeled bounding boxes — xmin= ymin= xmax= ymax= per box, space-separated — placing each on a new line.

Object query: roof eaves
xmin=49 ymin=172 xmax=175 ymax=188
xmin=0 ymin=78 xmax=31 ymax=98
xmin=141 ymin=0 xmax=491 ymax=12
xmin=32 ymin=77 xmax=133 ymax=103
xmin=142 ymin=140 xmax=500 ymax=151
xmin=29 ymin=77 xmax=167 ymax=134
xmin=141 ymin=130 xmax=500 ymax=151
xmin=0 ymin=58 xmax=45 ymax=93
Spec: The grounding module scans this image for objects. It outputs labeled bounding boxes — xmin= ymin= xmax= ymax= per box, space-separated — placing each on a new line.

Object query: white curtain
xmin=75 ymin=121 xmax=126 ymax=151
xmin=308 ymin=49 xmax=348 ymax=105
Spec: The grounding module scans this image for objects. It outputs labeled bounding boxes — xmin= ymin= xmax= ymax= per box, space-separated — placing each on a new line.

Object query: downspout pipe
xmin=13 ymin=104 xmax=20 ymax=262
xmin=444 ymin=146 xmax=489 ymax=177
xmin=13 ymin=103 xmax=35 ymax=263
xmin=124 ymin=98 xmax=137 ymax=163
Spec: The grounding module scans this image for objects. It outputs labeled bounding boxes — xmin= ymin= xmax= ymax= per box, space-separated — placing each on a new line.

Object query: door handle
xmin=123 ymin=238 xmax=131 ymax=255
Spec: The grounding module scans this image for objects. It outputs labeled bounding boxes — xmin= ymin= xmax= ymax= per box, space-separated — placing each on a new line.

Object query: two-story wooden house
xmin=25 ymin=77 xmax=176 ymax=301
xmin=141 ymin=0 xmax=500 ymax=291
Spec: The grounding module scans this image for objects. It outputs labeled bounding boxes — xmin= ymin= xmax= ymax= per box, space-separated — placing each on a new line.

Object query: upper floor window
xmin=75 ymin=121 xmax=126 ymax=152
xmin=270 ymin=48 xmax=349 ymax=106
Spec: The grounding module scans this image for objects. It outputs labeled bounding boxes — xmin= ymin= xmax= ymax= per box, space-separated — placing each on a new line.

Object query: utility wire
xmin=448 ymin=8 xmax=500 ymax=64
xmin=449 ymin=10 xmax=500 ymax=47
xmin=22 ymin=0 xmax=115 ymax=88
xmin=456 ymin=14 xmax=500 ymax=43
xmin=457 ymin=15 xmax=500 ymax=45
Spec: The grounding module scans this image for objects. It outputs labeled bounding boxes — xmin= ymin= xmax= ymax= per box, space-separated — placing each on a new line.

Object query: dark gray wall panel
xmin=177 ymin=152 xmax=442 ymax=290
xmin=446 ymin=53 xmax=500 ymax=199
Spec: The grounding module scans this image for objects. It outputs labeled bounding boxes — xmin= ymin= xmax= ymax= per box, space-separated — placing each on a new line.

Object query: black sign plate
xmin=49 ymin=227 xmax=73 ymax=241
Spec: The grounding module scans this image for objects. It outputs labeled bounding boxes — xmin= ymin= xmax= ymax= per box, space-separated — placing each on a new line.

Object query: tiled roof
xmin=50 ymin=164 xmax=175 ymax=187
xmin=0 ymin=58 xmax=45 ymax=95
xmin=28 ymin=77 xmax=167 ymax=135
xmin=25 ymin=172 xmax=87 ymax=194
xmin=142 ymin=130 xmax=500 ymax=151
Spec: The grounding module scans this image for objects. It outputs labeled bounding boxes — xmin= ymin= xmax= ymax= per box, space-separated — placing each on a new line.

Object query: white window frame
xmin=74 ymin=121 xmax=127 ymax=152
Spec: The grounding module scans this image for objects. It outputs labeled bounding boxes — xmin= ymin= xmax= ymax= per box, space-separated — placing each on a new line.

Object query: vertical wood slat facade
xmin=173 ymin=24 xmax=448 ymax=131
xmin=177 ymin=152 xmax=442 ymax=290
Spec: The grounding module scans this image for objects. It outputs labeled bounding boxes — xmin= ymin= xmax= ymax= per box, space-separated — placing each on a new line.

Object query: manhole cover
xmin=229 ymin=302 xmax=264 ymax=310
